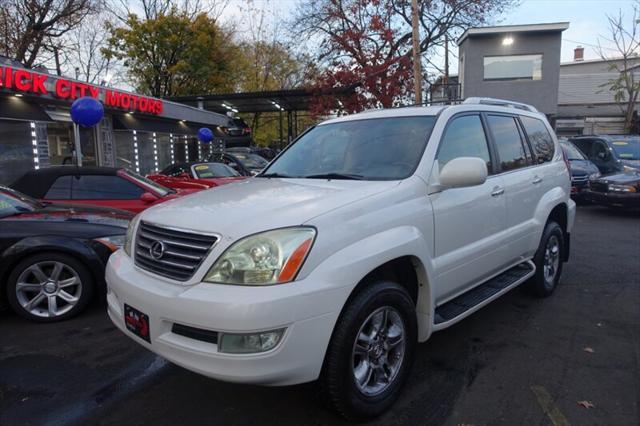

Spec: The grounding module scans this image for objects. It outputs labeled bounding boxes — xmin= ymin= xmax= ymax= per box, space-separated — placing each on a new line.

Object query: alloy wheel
xmin=543 ymin=235 xmax=560 ymax=288
xmin=351 ymin=306 xmax=406 ymax=396
xmin=15 ymin=261 xmax=83 ymax=318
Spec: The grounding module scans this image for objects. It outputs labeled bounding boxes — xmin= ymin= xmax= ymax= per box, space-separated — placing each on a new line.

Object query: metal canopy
xmin=169 ymin=87 xmax=357 ymax=114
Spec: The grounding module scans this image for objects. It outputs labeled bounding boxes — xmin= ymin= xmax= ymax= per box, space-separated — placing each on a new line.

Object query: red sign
xmin=0 ymin=66 xmax=163 ymax=115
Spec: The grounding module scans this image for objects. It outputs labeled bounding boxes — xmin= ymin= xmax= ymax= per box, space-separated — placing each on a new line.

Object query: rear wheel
xmin=319 ymin=280 xmax=417 ymax=421
xmin=6 ymin=252 xmax=94 ymax=322
xmin=525 ymin=221 xmax=564 ymax=297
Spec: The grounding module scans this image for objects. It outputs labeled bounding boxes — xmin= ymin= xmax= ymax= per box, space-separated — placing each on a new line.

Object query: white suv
xmin=106 ymin=98 xmax=575 ymax=420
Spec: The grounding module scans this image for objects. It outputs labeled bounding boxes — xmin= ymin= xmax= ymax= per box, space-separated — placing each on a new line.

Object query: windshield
xmin=561 ymin=142 xmax=586 ymax=160
xmin=261 ymin=116 xmax=437 ymax=180
xmin=233 ymin=153 xmax=268 ymax=168
xmin=193 ymin=163 xmax=240 ymax=178
xmin=123 ymin=170 xmax=171 ymax=196
xmin=610 ymin=137 xmax=640 ymax=160
xmin=0 ymin=187 xmax=40 ymax=218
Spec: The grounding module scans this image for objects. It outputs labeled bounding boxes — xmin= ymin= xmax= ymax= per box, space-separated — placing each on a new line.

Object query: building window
xmin=0 ymin=119 xmax=33 ymax=185
xmin=483 ymin=54 xmax=542 ymax=81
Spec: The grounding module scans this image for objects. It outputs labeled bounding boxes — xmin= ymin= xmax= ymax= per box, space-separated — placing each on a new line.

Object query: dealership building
xmin=0 ymin=59 xmax=230 ymax=185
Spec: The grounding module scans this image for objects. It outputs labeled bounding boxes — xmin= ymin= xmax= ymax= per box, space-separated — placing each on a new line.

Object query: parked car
xmin=559 ymin=141 xmax=600 ymax=200
xmin=207 ymin=151 xmax=268 ymax=176
xmin=11 ymin=166 xmax=202 ymax=214
xmin=568 ymin=135 xmax=640 ymax=175
xmin=226 ymin=146 xmax=279 ymax=160
xmin=215 ymin=117 xmax=253 ymax=148
xmin=106 ymin=98 xmax=575 ymax=421
xmin=0 ymin=186 xmax=132 ymax=322
xmin=584 ymin=171 xmax=640 ymax=208
xmin=147 ymin=162 xmax=247 ymax=190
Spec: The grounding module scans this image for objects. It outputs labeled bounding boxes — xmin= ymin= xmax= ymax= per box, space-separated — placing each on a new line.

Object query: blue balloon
xmin=198 ymin=127 xmax=214 ymax=143
xmin=70 ymin=97 xmax=104 ymax=127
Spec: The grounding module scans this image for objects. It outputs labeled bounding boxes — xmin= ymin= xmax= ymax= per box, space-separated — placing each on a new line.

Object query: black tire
xmin=319 ymin=280 xmax=417 ymax=421
xmin=6 ymin=252 xmax=94 ymax=323
xmin=525 ymin=221 xmax=564 ymax=297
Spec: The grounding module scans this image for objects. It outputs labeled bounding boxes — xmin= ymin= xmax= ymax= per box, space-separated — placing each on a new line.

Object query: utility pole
xmin=411 ymin=0 xmax=422 ymax=104
xmin=444 ymin=33 xmax=449 ymax=85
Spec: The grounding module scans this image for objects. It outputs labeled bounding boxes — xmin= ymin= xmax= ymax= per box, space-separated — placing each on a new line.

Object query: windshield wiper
xmin=304 ymin=173 xmax=364 ymax=180
xmin=259 ymin=172 xmax=294 ymax=178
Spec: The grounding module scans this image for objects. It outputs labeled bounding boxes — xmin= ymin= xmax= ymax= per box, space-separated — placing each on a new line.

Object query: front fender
xmin=306 ymin=226 xmax=436 ymax=341
xmin=0 ymin=236 xmax=107 ymax=290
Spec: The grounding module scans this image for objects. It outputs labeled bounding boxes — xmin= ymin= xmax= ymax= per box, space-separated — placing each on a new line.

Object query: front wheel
xmin=6 ymin=252 xmax=94 ymax=322
xmin=525 ymin=221 xmax=564 ymax=297
xmin=319 ymin=280 xmax=417 ymax=421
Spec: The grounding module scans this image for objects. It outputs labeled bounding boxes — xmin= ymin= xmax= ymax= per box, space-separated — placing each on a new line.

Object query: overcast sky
xmin=221 ymin=0 xmax=638 ymax=76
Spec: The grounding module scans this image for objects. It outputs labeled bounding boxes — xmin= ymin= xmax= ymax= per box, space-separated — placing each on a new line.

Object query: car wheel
xmin=525 ymin=221 xmax=564 ymax=297
xmin=6 ymin=252 xmax=94 ymax=322
xmin=319 ymin=280 xmax=417 ymax=421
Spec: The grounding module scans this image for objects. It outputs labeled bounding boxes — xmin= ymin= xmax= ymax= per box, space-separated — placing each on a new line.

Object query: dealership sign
xmin=0 ymin=65 xmax=163 ymax=115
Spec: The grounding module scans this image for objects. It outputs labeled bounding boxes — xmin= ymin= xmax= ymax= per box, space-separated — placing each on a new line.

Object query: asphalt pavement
xmin=1 ymin=205 xmax=638 ymax=426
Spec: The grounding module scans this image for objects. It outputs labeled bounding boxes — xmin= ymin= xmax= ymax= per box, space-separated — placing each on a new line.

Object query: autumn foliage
xmin=295 ymin=0 xmax=516 ymax=115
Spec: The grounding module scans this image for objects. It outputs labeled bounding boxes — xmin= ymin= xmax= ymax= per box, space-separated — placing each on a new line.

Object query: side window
xmin=437 ymin=115 xmax=492 ymax=172
xmin=71 ymin=175 xmax=144 ymax=200
xmin=487 ymin=115 xmax=528 ymax=172
xmin=520 ymin=116 xmax=555 ymax=163
xmin=44 ymin=176 xmax=72 ymax=199
xmin=571 ymin=139 xmax=592 ymax=159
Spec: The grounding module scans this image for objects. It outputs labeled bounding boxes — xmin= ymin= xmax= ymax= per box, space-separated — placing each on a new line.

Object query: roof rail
xmin=463 ymin=97 xmax=538 ymax=112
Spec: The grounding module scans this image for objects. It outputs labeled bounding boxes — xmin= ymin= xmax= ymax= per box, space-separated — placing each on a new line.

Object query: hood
xmin=3 ymin=203 xmax=132 ymax=228
xmin=620 ymin=159 xmax=640 ymax=171
xmin=141 ymin=178 xmax=399 ymax=239
xmin=595 ymin=171 xmax=640 ymax=185
xmin=569 ymin=159 xmax=599 ymax=176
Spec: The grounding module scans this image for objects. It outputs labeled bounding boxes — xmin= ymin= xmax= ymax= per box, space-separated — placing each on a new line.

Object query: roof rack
xmin=463 ymin=97 xmax=538 ymax=112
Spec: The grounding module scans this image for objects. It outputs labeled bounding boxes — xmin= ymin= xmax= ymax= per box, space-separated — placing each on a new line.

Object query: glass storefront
xmin=0 ymin=119 xmax=33 ymax=185
xmin=45 ymin=121 xmax=98 ymax=166
xmin=114 ymin=130 xmax=136 ymax=172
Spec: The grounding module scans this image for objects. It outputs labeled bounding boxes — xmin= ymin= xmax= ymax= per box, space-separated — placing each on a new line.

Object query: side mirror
xmin=439 ymin=157 xmax=488 ymax=189
xmin=140 ymin=192 xmax=158 ymax=203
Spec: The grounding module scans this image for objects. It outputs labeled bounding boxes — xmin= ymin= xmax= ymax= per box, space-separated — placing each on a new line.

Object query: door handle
xmin=532 ymin=176 xmax=543 ymax=184
xmin=491 ymin=187 xmax=505 ymax=197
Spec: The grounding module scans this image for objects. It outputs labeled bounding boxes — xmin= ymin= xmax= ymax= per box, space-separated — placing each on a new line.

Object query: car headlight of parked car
xmin=204 ymin=227 xmax=316 ymax=285
xmin=123 ymin=215 xmax=141 ymax=256
xmin=608 ymin=184 xmax=637 ymax=193
xmin=589 ymin=172 xmax=601 ymax=180
xmin=94 ymin=235 xmax=126 ymax=252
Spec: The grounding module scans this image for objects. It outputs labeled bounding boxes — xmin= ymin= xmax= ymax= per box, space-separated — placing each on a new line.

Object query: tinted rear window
xmin=487 ymin=115 xmax=529 ymax=172
xmin=520 ymin=116 xmax=555 ymax=163
xmin=45 ymin=176 xmax=72 ymax=199
xmin=72 ymin=175 xmax=143 ymax=200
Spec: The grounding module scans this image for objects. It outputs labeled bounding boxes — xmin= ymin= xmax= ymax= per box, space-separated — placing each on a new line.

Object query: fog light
xmin=218 ymin=329 xmax=285 ymax=354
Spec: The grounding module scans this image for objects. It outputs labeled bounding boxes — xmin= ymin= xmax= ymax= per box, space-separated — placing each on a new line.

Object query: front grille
xmin=572 ymin=174 xmax=588 ymax=183
xmin=590 ymin=181 xmax=608 ymax=193
xmin=134 ymin=221 xmax=218 ymax=281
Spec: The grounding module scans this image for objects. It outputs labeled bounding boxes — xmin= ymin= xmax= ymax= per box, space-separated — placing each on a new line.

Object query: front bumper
xmin=105 ymin=250 xmax=349 ymax=386
xmin=583 ymin=190 xmax=640 ymax=208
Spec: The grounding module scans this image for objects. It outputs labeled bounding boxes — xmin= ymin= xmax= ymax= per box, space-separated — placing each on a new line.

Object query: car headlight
xmin=609 ymin=184 xmax=637 ymax=193
xmin=589 ymin=172 xmax=601 ymax=180
xmin=94 ymin=235 xmax=126 ymax=252
xmin=124 ymin=215 xmax=141 ymax=256
xmin=204 ymin=227 xmax=316 ymax=285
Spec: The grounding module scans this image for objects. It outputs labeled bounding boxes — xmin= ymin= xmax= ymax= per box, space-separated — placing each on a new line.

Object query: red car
xmin=11 ymin=166 xmax=202 ymax=214
xmin=147 ymin=162 xmax=247 ymax=190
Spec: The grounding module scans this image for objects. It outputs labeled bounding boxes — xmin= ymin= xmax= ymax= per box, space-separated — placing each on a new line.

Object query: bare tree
xmin=598 ymin=3 xmax=640 ymax=133
xmin=0 ymin=0 xmax=97 ymax=67
xmin=62 ymin=12 xmax=117 ymax=83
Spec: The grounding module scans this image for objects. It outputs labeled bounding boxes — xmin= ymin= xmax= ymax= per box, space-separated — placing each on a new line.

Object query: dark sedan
xmin=584 ymin=172 xmax=640 ymax=209
xmin=0 ymin=186 xmax=133 ymax=322
xmin=560 ymin=141 xmax=600 ymax=200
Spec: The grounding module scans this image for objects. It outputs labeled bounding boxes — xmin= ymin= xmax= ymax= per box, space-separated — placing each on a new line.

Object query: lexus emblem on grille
xmin=149 ymin=241 xmax=165 ymax=260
